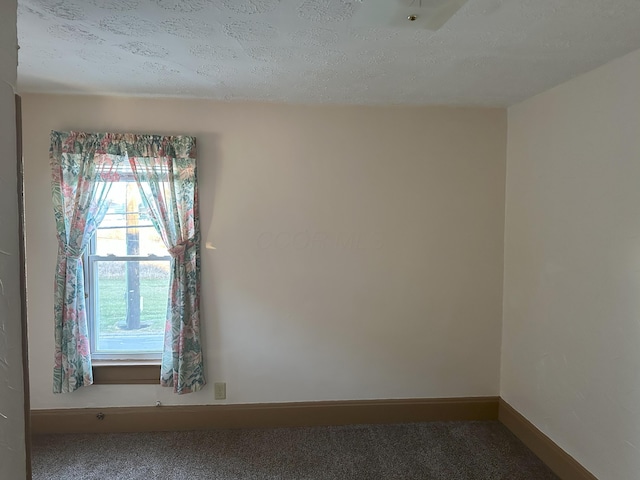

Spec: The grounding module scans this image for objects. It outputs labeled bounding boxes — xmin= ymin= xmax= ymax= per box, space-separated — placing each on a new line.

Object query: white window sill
xmin=92 ymin=359 xmax=161 ymax=367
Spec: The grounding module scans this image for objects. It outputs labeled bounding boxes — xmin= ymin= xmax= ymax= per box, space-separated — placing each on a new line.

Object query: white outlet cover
xmin=214 ymin=382 xmax=226 ymax=400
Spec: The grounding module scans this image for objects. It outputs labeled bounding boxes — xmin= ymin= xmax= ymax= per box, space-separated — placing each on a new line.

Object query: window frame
xmin=85 ymin=175 xmax=170 ymax=363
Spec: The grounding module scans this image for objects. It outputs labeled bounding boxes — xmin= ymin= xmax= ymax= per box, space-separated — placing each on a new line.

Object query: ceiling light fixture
xmin=352 ymin=0 xmax=470 ymax=31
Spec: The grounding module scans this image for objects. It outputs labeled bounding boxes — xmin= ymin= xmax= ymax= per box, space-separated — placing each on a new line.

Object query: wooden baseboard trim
xmin=498 ymin=399 xmax=597 ymax=480
xmin=31 ymin=396 xmax=498 ymax=435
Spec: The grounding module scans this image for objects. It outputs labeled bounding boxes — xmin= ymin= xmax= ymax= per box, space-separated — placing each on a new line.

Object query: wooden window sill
xmin=92 ymin=362 xmax=160 ymax=385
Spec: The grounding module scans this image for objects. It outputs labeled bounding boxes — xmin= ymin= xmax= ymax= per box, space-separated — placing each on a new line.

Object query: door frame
xmin=16 ymin=94 xmax=32 ymax=479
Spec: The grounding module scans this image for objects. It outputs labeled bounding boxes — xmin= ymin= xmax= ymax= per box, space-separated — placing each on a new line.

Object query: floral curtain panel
xmin=129 ymin=150 xmax=204 ymax=394
xmin=49 ymin=131 xmax=204 ymax=394
xmin=50 ymin=132 xmax=123 ymax=393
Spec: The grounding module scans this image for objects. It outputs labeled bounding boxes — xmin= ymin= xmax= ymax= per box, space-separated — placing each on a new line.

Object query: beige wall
xmin=0 ymin=1 xmax=26 ymax=478
xmin=22 ymin=95 xmax=507 ymax=409
xmin=503 ymin=47 xmax=640 ymax=480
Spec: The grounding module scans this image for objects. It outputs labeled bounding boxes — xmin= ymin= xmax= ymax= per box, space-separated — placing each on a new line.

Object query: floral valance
xmin=50 ymin=130 xmax=197 ymax=159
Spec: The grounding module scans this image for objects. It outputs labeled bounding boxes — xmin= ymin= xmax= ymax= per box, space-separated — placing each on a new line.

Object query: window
xmin=86 ymin=170 xmax=170 ymax=362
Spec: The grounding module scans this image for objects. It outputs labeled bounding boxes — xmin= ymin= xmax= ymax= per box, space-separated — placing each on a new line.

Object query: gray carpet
xmin=32 ymin=421 xmax=559 ymax=479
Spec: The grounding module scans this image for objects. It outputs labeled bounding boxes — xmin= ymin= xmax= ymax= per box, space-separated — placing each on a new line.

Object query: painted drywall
xmin=0 ymin=1 xmax=26 ymax=479
xmin=23 ymin=95 xmax=506 ymax=409
xmin=502 ymin=47 xmax=640 ymax=480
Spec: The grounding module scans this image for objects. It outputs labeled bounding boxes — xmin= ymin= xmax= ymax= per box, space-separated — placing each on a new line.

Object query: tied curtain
xmin=50 ymin=133 xmax=121 ymax=393
xmin=50 ymin=131 xmax=204 ymax=394
xmin=129 ymin=150 xmax=204 ymax=394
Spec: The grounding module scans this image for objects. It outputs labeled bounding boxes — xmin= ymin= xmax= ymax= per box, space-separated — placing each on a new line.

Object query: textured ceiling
xmin=16 ymin=0 xmax=640 ymax=106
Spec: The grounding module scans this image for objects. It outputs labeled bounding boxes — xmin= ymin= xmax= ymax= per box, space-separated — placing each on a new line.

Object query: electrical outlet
xmin=214 ymin=382 xmax=226 ymax=400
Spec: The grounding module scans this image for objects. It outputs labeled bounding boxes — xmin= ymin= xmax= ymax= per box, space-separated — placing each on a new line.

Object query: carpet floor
xmin=32 ymin=421 xmax=559 ymax=479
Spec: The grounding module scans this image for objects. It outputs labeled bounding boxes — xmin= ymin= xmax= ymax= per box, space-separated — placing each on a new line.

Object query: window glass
xmin=94 ymin=182 xmax=167 ymax=257
xmin=92 ymin=259 xmax=168 ymax=354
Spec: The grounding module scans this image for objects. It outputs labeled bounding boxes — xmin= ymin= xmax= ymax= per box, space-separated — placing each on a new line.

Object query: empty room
xmin=1 ymin=1 xmax=640 ymax=479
